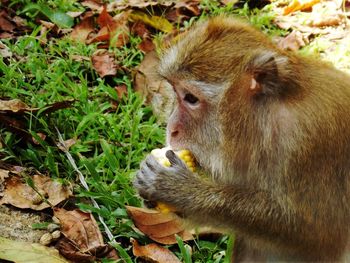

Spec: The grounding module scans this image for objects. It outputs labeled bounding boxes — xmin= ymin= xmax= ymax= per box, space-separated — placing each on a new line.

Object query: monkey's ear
xmin=247 ymin=50 xmax=289 ymax=97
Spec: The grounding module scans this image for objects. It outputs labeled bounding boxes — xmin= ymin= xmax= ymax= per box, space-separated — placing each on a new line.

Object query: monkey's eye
xmin=183 ymin=93 xmax=199 ymax=105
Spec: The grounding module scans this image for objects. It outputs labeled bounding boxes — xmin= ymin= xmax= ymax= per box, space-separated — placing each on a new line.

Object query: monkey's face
xmin=165 ymin=79 xmax=223 ymax=169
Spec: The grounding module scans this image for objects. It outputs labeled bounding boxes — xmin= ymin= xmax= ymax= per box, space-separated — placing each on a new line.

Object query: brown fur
xmin=140 ymin=17 xmax=350 ymax=262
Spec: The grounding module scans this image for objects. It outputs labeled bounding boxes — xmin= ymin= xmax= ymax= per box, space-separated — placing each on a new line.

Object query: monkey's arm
xmin=134 ymin=151 xmax=344 ymax=259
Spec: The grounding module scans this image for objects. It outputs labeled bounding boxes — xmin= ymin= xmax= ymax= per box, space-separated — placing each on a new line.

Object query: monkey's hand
xmin=134 ymin=150 xmax=202 ymax=214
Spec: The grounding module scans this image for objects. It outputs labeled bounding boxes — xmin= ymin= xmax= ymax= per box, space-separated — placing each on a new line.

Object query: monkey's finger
xmin=140 ymin=159 xmax=156 ymax=180
xmin=166 ymin=150 xmax=187 ymax=169
xmin=134 ymin=172 xmax=152 ymax=199
xmin=145 ymin=154 xmax=166 ymax=172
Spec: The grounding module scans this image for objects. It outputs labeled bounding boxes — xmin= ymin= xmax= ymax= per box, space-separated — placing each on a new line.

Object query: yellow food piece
xmin=151 ymin=147 xmax=196 ymax=213
xmin=151 ymin=148 xmax=196 ymax=172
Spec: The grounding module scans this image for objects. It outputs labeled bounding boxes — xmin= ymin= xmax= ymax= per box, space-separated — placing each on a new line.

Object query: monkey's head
xmin=158 ymin=17 xmax=300 ymax=173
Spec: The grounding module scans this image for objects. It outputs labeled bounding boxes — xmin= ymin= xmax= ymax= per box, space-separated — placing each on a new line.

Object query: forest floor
xmin=1 ymin=0 xmax=349 ymax=262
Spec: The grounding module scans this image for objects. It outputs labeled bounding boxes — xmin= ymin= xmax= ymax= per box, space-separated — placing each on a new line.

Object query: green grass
xmin=0 ymin=0 xmax=285 ymax=261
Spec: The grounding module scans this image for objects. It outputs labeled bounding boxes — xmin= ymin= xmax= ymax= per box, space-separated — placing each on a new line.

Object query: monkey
xmin=134 ymin=16 xmax=350 ymax=262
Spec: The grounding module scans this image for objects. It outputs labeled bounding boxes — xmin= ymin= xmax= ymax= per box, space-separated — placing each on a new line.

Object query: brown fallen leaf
xmin=81 ymin=0 xmax=104 ymax=12
xmin=0 ymin=99 xmax=75 ymax=114
xmin=132 ymin=238 xmax=181 ymax=263
xmin=70 ymin=16 xmax=95 ymax=43
xmin=57 ymin=138 xmax=78 ymax=151
xmin=88 ymin=6 xmax=129 ymax=47
xmin=67 ymin=11 xmax=84 ymax=18
xmin=0 ymin=11 xmax=15 ymax=32
xmin=220 ymin=0 xmax=239 ymax=5
xmin=138 ymin=38 xmax=155 ymax=53
xmin=0 ymin=99 xmax=75 ymax=143
xmin=134 ymin=51 xmax=175 ymax=122
xmin=127 ymin=206 xmax=193 ymax=245
xmin=277 ymin=30 xmax=307 ymax=51
xmin=308 ymin=13 xmax=344 ymax=27
xmin=283 ymin=0 xmax=321 ymax=15
xmin=0 ymin=99 xmax=31 ymax=112
xmin=91 ymin=50 xmax=118 ymax=78
xmin=0 ymin=174 xmax=73 ymax=210
xmin=108 ymin=0 xmax=175 ymax=11
xmin=0 ymin=41 xmax=12 ymax=58
xmin=115 ymin=84 xmax=128 ymax=99
xmin=32 ymin=132 xmax=47 ymax=145
xmin=130 ymin=21 xmax=155 ymax=52
xmin=54 ymin=208 xmax=119 ymax=261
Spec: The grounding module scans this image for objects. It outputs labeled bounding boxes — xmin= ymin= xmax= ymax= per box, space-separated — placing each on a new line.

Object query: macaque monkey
xmin=134 ymin=17 xmax=350 ymax=262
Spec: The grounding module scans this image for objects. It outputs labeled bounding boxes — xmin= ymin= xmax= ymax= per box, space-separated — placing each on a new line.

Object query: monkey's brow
xmin=188 ymin=80 xmax=226 ymax=99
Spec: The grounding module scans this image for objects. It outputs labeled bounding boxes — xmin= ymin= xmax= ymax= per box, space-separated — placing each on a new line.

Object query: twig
xmin=55 ymin=126 xmax=115 ymax=242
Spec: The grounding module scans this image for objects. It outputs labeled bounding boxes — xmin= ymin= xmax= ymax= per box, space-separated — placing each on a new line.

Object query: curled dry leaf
xmin=88 ymin=6 xmax=130 ymax=47
xmin=91 ymin=50 xmax=118 ymax=78
xmin=54 ymin=208 xmax=119 ymax=262
xmin=0 ymin=99 xmax=75 ymax=114
xmin=126 ymin=206 xmax=193 ymax=245
xmin=70 ymin=16 xmax=95 ymax=43
xmin=0 ymin=174 xmax=73 ymax=210
xmin=0 ymin=99 xmax=31 ymax=112
xmin=132 ymin=238 xmax=181 ymax=263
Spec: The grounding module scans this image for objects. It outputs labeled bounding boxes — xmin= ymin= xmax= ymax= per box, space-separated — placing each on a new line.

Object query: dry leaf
xmin=129 ymin=11 xmax=173 ymax=33
xmin=91 ymin=50 xmax=118 ymax=77
xmin=308 ymin=13 xmax=344 ymax=27
xmin=0 ymin=99 xmax=75 ymax=114
xmin=138 ymin=38 xmax=155 ymax=52
xmin=127 ymin=206 xmax=193 ymax=245
xmin=115 ymin=84 xmax=128 ymax=99
xmin=54 ymin=208 xmax=119 ymax=261
xmin=81 ymin=0 xmax=103 ymax=12
xmin=67 ymin=11 xmax=84 ymax=18
xmin=277 ymin=30 xmax=306 ymax=51
xmin=70 ymin=16 xmax=95 ymax=43
xmin=0 ymin=237 xmax=70 ymax=263
xmin=0 ymin=174 xmax=73 ymax=210
xmin=57 ymin=138 xmax=78 ymax=151
xmin=283 ymin=0 xmax=321 ymax=15
xmin=0 ymin=41 xmax=12 ymax=58
xmin=88 ymin=6 xmax=129 ymax=47
xmin=0 ymin=11 xmax=15 ymax=32
xmin=32 ymin=132 xmax=47 ymax=145
xmin=71 ymin=55 xmax=90 ymax=62
xmin=220 ymin=0 xmax=239 ymax=5
xmin=131 ymin=21 xmax=150 ymax=38
xmin=132 ymin=238 xmax=181 ymax=263
xmin=134 ymin=51 xmax=175 ymax=122
xmin=0 ymin=99 xmax=31 ymax=112
xmin=108 ymin=0 xmax=175 ymax=11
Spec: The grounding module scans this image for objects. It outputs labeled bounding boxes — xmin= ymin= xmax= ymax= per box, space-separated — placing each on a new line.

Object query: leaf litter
xmin=2 ymin=0 xmax=350 ymax=262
